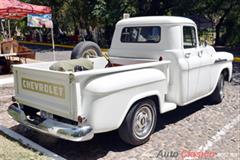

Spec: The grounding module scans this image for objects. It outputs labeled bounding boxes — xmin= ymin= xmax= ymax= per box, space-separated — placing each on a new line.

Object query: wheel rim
xmin=219 ymin=76 xmax=224 ymax=99
xmin=133 ymin=104 xmax=154 ymax=140
xmin=82 ymin=49 xmax=98 ymax=58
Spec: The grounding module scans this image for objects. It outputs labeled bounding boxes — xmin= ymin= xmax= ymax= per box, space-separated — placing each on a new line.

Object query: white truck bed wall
xmin=13 ymin=60 xmax=170 ymax=122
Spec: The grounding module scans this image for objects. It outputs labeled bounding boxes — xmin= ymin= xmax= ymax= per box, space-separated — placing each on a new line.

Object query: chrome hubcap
xmin=133 ymin=105 xmax=154 ymax=140
xmin=82 ymin=49 xmax=98 ymax=58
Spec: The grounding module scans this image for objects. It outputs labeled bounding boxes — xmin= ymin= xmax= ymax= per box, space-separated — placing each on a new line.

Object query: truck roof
xmin=117 ymin=16 xmax=195 ymax=26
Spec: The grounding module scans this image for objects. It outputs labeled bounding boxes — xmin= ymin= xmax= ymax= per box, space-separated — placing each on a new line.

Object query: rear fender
xmin=85 ymin=68 xmax=167 ymax=94
xmin=84 ymin=68 xmax=167 ymax=133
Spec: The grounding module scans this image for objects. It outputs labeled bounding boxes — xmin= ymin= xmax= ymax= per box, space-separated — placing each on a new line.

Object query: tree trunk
xmin=104 ymin=25 xmax=114 ymax=47
xmin=214 ymin=4 xmax=233 ymax=45
xmin=149 ymin=0 xmax=160 ymax=15
xmin=138 ymin=0 xmax=145 ymax=16
xmin=215 ymin=23 xmax=221 ymax=45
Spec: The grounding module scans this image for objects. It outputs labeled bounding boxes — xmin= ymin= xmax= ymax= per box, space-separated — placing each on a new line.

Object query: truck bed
xmin=12 ymin=57 xmax=170 ymax=121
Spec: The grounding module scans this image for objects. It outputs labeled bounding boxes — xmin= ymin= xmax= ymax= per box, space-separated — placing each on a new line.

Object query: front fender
xmin=210 ymin=52 xmax=233 ymax=94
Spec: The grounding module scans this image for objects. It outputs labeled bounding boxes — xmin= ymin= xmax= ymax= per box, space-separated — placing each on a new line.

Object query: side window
xmin=121 ymin=26 xmax=161 ymax=43
xmin=183 ymin=26 xmax=197 ymax=48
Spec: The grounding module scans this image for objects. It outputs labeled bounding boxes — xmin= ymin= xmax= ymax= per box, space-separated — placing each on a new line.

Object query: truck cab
xmin=110 ymin=16 xmax=233 ymax=105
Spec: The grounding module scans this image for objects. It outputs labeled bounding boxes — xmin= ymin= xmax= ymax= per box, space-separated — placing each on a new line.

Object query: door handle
xmin=185 ymin=53 xmax=191 ymax=58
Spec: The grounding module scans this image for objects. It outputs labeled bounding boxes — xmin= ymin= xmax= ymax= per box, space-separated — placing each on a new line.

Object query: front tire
xmin=118 ymin=99 xmax=157 ymax=146
xmin=209 ymin=73 xmax=225 ymax=104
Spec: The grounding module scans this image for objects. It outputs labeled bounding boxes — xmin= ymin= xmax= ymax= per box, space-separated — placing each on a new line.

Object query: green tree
xmin=15 ymin=0 xmax=240 ymax=47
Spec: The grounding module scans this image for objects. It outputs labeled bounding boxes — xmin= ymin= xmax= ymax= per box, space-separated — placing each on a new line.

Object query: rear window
xmin=183 ymin=26 xmax=197 ymax=48
xmin=121 ymin=26 xmax=161 ymax=43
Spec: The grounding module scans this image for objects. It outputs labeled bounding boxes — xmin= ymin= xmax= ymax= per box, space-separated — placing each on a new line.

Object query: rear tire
xmin=71 ymin=41 xmax=102 ymax=59
xmin=118 ymin=99 xmax=157 ymax=146
xmin=209 ymin=73 xmax=225 ymax=104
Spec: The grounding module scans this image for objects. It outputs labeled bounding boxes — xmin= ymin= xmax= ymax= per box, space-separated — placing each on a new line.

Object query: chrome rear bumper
xmin=8 ymin=103 xmax=94 ymax=142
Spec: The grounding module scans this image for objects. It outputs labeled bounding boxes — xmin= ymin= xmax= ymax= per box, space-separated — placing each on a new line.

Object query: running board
xmin=161 ymin=102 xmax=177 ymax=113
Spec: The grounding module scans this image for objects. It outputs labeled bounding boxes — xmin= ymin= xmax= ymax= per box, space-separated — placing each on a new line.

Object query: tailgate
xmin=13 ymin=66 xmax=75 ymax=120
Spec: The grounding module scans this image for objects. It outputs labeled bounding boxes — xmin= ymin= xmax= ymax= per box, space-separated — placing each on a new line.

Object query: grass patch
xmin=0 ymin=131 xmax=49 ymax=160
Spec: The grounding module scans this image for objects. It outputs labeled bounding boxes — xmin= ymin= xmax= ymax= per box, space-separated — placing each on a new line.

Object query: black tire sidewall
xmin=210 ymin=74 xmax=225 ymax=104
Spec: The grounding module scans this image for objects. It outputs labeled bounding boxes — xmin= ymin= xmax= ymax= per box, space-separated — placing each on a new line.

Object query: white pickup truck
xmin=8 ymin=16 xmax=233 ymax=145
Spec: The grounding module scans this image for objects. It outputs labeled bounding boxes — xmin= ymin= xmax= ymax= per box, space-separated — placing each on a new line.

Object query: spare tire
xmin=71 ymin=41 xmax=102 ymax=59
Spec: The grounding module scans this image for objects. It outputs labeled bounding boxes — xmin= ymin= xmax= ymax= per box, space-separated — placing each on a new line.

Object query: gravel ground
xmin=0 ymin=54 xmax=239 ymax=160
xmin=0 ymin=82 xmax=238 ymax=160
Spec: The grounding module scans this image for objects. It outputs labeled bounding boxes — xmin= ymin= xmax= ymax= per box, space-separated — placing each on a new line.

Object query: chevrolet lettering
xmin=22 ymin=78 xmax=65 ymax=98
